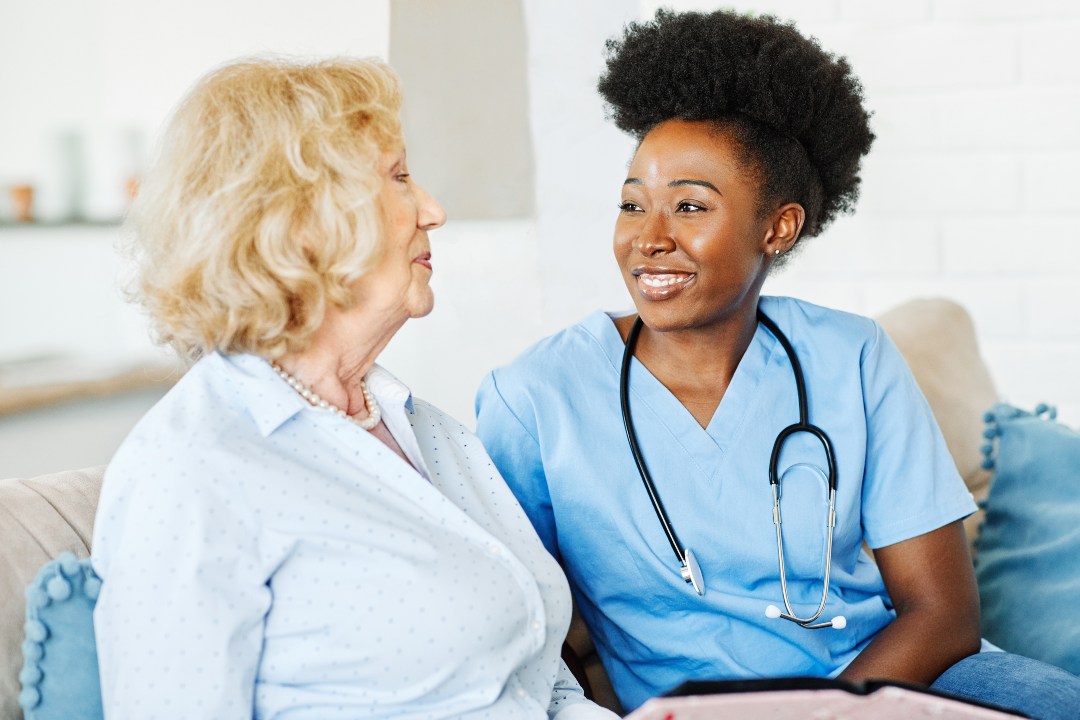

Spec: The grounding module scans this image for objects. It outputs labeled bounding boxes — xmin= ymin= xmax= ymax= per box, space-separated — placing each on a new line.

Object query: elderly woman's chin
xmin=408 ymin=274 xmax=435 ymax=318
xmin=348 ymin=269 xmax=435 ymax=326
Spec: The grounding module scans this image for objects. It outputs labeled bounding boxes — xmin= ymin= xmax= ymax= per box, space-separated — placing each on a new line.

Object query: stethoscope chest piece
xmin=681 ymin=547 xmax=705 ymax=596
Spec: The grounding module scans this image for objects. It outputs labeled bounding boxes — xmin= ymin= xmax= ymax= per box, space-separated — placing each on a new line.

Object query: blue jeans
xmin=931 ymin=651 xmax=1080 ymax=720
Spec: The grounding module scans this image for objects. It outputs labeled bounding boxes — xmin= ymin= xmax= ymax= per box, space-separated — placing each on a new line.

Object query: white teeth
xmin=640 ymin=274 xmax=691 ymax=288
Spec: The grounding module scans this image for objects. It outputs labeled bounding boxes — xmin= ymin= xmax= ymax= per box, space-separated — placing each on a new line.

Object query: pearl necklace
xmin=272 ymin=363 xmax=381 ymax=430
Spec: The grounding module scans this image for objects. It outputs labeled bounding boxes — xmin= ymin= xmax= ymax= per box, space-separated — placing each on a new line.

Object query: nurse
xmin=476 ymin=8 xmax=1080 ymax=720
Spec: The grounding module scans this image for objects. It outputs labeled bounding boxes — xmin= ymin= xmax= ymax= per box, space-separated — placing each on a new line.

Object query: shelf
xmin=0 ymin=360 xmax=182 ymax=416
xmin=0 ymin=219 xmax=123 ymax=229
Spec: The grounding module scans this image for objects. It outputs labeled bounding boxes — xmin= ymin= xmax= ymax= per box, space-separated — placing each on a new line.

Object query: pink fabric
xmin=626 ymin=686 xmax=1017 ymax=719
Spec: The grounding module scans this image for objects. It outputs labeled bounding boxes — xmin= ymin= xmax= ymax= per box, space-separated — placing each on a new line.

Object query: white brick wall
xmin=1022 ymin=20 xmax=1080 ymax=83
xmin=935 ymin=0 xmax=1080 ymax=21
xmin=695 ymin=1 xmax=1080 ymax=424
xmin=6 ymin=2 xmax=1076 ymax=460
xmin=516 ymin=1 xmax=1080 ymax=425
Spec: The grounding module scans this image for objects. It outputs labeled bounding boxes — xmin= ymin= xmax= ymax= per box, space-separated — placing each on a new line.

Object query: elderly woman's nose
xmin=417 ymin=184 xmax=447 ymax=230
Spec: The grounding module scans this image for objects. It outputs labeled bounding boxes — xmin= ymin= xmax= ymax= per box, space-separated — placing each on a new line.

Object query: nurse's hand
xmin=838 ymin=520 xmax=981 ymax=685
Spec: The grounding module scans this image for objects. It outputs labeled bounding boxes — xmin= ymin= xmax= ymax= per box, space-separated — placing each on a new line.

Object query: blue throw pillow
xmin=19 ymin=552 xmax=104 ymax=720
xmin=976 ymin=403 xmax=1080 ymax=675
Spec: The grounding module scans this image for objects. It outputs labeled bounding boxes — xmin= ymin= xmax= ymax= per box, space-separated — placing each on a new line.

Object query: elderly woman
xmin=91 ymin=58 xmax=617 ymax=720
xmin=476 ymin=9 xmax=1080 ymax=720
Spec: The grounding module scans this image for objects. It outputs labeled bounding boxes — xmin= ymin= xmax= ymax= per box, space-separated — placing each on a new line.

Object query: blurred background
xmin=2 ymin=0 xmax=1079 ymax=478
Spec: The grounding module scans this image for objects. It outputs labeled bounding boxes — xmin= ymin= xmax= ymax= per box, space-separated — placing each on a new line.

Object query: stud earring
xmin=774 ymin=249 xmax=780 ymax=256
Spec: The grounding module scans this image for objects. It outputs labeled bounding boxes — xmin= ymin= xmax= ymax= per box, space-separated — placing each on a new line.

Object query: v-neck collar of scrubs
xmin=582 ymin=309 xmax=782 ymax=477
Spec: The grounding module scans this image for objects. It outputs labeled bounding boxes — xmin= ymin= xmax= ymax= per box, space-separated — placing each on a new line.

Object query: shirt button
xmin=516 ymin=688 xmax=528 ymax=698
xmin=531 ymin=621 xmax=541 ymax=632
xmin=488 ymin=544 xmax=501 ymax=557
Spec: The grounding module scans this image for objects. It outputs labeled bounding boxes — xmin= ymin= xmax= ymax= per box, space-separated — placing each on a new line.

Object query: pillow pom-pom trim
xmin=18 ymin=687 xmax=41 ymax=711
xmin=980 ymin=402 xmax=1058 ymax=472
xmin=25 ymin=586 xmax=49 ymax=611
xmin=21 ymin=639 xmax=44 ymax=662
xmin=23 ymin=619 xmax=48 ymax=643
xmin=57 ymin=553 xmax=80 ymax=578
xmin=981 ymin=413 xmax=999 ymax=470
xmin=19 ymin=664 xmax=43 ymax=686
xmin=18 ymin=552 xmax=103 ymax=716
xmin=45 ymin=576 xmax=72 ymax=602
xmin=84 ymin=576 xmax=102 ymax=600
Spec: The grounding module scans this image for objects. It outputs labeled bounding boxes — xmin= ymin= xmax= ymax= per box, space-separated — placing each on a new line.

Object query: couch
xmin=2 ymin=298 xmax=1073 ymax=719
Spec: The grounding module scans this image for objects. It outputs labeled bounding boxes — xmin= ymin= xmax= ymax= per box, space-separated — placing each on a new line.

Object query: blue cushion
xmin=975 ymin=403 xmax=1080 ymax=675
xmin=19 ymin=552 xmax=104 ymax=720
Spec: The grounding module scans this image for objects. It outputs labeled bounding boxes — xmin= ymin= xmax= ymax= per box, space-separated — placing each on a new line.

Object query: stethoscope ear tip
xmin=831 ymin=615 xmax=847 ymax=630
xmin=765 ymin=604 xmax=782 ymax=619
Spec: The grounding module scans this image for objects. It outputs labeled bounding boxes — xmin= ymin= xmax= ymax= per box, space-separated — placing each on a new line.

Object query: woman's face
xmin=354 ymin=148 xmax=447 ymax=322
xmin=614 ymin=119 xmax=775 ymax=334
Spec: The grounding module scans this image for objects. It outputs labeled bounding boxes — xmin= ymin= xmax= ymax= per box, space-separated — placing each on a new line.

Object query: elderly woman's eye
xmin=396 ymin=173 xmax=411 ymax=183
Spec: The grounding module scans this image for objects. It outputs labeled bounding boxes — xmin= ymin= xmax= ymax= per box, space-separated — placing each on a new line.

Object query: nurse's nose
xmin=636 ymin=211 xmax=675 ymax=256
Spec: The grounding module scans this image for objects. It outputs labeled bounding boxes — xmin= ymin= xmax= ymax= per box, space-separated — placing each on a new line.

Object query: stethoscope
xmin=619 ymin=308 xmax=847 ymax=630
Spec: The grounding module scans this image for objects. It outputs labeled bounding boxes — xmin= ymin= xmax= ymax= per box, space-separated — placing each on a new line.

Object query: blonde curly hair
xmin=127 ymin=57 xmax=403 ymax=360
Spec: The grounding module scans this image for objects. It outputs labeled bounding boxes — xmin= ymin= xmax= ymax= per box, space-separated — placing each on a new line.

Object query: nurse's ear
xmin=762 ymin=202 xmax=805 ymax=258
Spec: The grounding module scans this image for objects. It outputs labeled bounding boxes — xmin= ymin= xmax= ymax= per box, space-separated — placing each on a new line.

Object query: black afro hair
xmin=598 ymin=8 xmax=874 ymax=239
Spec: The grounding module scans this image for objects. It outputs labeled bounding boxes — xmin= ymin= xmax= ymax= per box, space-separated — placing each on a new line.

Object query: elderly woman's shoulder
xmin=407 ymin=397 xmax=498 ymax=469
xmin=105 ymin=353 xmax=270 ymax=481
xmin=409 ymin=396 xmax=464 ymax=430
xmin=144 ymin=353 xmax=257 ymax=423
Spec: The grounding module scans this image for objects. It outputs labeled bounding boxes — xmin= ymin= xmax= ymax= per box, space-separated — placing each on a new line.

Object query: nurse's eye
xmin=395 ymin=172 xmax=411 ymax=184
xmin=677 ymin=201 xmax=706 ymax=213
xmin=618 ymin=201 xmax=643 ymax=213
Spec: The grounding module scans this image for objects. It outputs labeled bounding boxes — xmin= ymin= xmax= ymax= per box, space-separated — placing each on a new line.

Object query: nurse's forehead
xmin=628 ymin=131 xmax=744 ymax=179
xmin=623 ymin=176 xmax=722 ymax=195
xmin=624 ymin=148 xmax=742 ymax=187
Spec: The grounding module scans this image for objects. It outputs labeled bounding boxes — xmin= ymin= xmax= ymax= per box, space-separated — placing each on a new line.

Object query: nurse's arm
xmin=837 ymin=520 xmax=981 ymax=685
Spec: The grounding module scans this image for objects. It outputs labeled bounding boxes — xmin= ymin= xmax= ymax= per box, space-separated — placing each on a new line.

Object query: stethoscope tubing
xmin=620 ymin=316 xmax=688 ymax=565
xmin=619 ymin=307 xmax=842 ymax=628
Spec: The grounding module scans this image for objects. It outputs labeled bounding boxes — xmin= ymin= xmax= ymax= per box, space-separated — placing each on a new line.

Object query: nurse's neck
xmin=614 ymin=307 xmax=759 ymax=429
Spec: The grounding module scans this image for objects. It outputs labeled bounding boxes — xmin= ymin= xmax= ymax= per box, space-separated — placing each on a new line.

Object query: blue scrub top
xmin=476 ymin=296 xmax=977 ymax=711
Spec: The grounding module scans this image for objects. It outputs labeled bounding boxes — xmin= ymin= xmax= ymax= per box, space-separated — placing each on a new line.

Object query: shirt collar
xmin=218 ymin=352 xmax=307 ymax=437
xmin=365 ymin=364 xmax=415 ymax=415
xmin=217 ymin=353 xmax=416 ymax=438
xmin=365 ymin=364 xmax=429 ymax=481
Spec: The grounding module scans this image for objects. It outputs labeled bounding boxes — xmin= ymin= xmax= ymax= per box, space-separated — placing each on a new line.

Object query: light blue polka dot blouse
xmin=91 ymin=352 xmax=616 ymax=720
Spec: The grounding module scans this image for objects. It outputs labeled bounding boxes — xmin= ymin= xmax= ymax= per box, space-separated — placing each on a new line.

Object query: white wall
xmin=398 ymin=0 xmax=1080 ymax=425
xmin=0 ymin=0 xmax=388 ymax=365
xmin=0 ymin=226 xmax=158 ymax=365
xmin=2 ymin=1 xmax=1079 ymax=479
xmin=630 ymin=0 xmax=1080 ymax=423
xmin=384 ymin=0 xmax=639 ymax=423
xmin=0 ymin=0 xmax=393 ymax=476
xmin=0 ymin=0 xmax=390 ymax=221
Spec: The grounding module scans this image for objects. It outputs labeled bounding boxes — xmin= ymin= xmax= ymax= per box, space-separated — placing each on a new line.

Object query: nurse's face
xmin=614 ymin=119 xmax=776 ymax=334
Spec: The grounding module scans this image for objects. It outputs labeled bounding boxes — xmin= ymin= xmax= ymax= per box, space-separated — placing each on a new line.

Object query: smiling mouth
xmin=639 ymin=273 xmax=693 ymax=288
xmin=632 ymin=269 xmax=696 ymax=299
